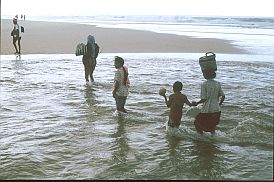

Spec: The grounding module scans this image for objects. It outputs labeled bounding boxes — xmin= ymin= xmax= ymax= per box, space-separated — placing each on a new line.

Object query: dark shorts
xmin=194 ymin=112 xmax=221 ymax=132
xmin=115 ymin=96 xmax=127 ymax=111
xmin=82 ymin=57 xmax=96 ymax=68
xmin=13 ymin=36 xmax=21 ymax=43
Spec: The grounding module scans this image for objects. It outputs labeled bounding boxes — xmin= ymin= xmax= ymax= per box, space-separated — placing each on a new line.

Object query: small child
xmin=160 ymin=81 xmax=194 ymax=128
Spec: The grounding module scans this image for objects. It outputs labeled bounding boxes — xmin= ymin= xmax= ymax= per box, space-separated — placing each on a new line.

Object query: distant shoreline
xmin=1 ymin=19 xmax=246 ymax=55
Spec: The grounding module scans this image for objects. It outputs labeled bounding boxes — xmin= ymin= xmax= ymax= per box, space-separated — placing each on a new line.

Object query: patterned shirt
xmin=114 ymin=67 xmax=129 ymax=97
xmin=200 ymin=79 xmax=225 ymax=113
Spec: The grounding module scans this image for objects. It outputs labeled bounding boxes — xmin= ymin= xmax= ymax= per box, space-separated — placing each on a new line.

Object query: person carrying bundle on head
xmin=192 ymin=69 xmax=225 ymax=135
xmin=82 ymin=35 xmax=100 ymax=83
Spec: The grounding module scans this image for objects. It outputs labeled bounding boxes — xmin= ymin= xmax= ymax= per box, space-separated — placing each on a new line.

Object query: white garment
xmin=13 ymin=24 xmax=21 ymax=37
xmin=15 ymin=23 xmax=19 ymax=29
xmin=113 ymin=67 xmax=129 ymax=97
xmin=200 ymin=79 xmax=224 ymax=113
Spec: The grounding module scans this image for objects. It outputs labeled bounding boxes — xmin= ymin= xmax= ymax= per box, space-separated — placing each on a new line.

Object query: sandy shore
xmin=1 ymin=19 xmax=245 ymax=55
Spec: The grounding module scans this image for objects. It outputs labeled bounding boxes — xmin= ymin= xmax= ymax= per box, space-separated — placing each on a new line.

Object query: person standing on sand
xmin=160 ymin=81 xmax=194 ymax=128
xmin=82 ymin=35 xmax=99 ymax=82
xmin=11 ymin=18 xmax=21 ymax=55
xmin=192 ymin=69 xmax=225 ymax=135
xmin=112 ymin=56 xmax=130 ymax=113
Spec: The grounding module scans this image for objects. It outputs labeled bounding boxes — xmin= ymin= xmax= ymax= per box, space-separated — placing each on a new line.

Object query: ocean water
xmin=1 ymin=15 xmax=274 ymax=180
xmin=0 ymin=53 xmax=273 ymax=180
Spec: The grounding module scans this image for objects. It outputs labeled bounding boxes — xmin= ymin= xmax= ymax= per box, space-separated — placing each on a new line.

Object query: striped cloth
xmin=75 ymin=43 xmax=87 ymax=56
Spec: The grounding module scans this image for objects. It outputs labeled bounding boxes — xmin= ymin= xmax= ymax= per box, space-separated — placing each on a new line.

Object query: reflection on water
xmin=112 ymin=115 xmax=129 ymax=164
xmin=109 ymin=115 xmax=132 ymax=179
xmin=83 ymin=84 xmax=98 ymax=113
xmin=191 ymin=140 xmax=224 ymax=180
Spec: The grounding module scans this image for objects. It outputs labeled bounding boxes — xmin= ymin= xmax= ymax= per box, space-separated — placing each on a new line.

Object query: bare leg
xmin=90 ymin=72 xmax=94 ymax=82
xmin=194 ymin=121 xmax=204 ymax=135
xmin=13 ymin=38 xmax=19 ymax=53
xmin=18 ymin=37 xmax=21 ymax=54
xmin=84 ymin=64 xmax=90 ymax=82
xmin=89 ymin=58 xmax=96 ymax=82
xmin=90 ymin=60 xmax=94 ymax=82
xmin=90 ymin=67 xmax=94 ymax=82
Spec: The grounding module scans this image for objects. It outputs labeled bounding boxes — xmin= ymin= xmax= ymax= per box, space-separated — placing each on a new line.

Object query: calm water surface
xmin=0 ymin=53 xmax=273 ymax=180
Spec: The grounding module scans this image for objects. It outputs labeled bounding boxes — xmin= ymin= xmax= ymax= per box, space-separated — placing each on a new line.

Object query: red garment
xmin=124 ymin=66 xmax=130 ymax=86
xmin=194 ymin=112 xmax=221 ymax=132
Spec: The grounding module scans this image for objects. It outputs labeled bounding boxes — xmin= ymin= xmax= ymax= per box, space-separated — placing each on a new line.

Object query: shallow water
xmin=0 ymin=53 xmax=273 ymax=180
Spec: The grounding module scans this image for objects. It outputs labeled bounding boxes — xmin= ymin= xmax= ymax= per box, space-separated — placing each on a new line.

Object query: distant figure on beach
xmin=160 ymin=81 xmax=194 ymax=128
xmin=11 ymin=18 xmax=21 ymax=54
xmin=112 ymin=56 xmax=130 ymax=113
xmin=82 ymin=35 xmax=100 ymax=82
xmin=192 ymin=69 xmax=225 ymax=135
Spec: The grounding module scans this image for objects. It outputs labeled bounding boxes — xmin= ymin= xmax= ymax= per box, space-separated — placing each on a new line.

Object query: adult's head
xmin=13 ymin=18 xmax=17 ymax=24
xmin=202 ymin=69 xmax=216 ymax=79
xmin=87 ymin=35 xmax=95 ymax=45
xmin=173 ymin=81 xmax=183 ymax=92
xmin=86 ymin=35 xmax=96 ymax=58
xmin=114 ymin=56 xmax=124 ymax=69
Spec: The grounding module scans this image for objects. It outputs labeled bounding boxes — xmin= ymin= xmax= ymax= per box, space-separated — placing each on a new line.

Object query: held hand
xmin=192 ymin=101 xmax=198 ymax=106
xmin=160 ymin=93 xmax=166 ymax=97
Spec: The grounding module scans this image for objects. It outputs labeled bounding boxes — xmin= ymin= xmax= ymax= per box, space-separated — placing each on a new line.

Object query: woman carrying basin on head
xmin=82 ymin=35 xmax=100 ymax=82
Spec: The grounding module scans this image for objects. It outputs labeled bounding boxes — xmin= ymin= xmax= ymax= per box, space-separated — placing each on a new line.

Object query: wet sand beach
xmin=1 ymin=19 xmax=245 ymax=55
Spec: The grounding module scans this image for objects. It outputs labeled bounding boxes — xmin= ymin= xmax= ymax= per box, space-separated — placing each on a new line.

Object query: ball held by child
xmin=159 ymin=88 xmax=166 ymax=96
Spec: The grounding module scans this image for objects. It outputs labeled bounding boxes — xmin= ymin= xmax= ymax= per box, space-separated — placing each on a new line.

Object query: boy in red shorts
xmin=161 ymin=81 xmax=194 ymax=128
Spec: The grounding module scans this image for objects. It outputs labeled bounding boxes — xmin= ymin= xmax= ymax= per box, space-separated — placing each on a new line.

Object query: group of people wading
xmin=11 ymin=20 xmax=225 ymax=135
xmin=81 ymin=34 xmax=225 ymax=136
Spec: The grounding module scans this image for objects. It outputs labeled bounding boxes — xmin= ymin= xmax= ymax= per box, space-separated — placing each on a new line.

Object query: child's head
xmin=173 ymin=81 xmax=183 ymax=92
xmin=114 ymin=56 xmax=124 ymax=69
